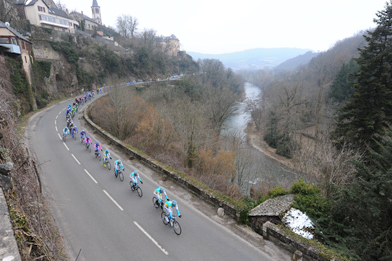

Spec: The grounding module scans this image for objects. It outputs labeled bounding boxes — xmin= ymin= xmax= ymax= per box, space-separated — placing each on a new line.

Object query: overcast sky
xmin=62 ymin=0 xmax=388 ymax=54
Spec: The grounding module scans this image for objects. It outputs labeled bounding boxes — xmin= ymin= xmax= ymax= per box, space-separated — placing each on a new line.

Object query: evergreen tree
xmin=321 ymin=127 xmax=392 ymax=260
xmin=332 ymin=1 xmax=392 ymax=155
xmin=328 ymin=59 xmax=359 ymax=104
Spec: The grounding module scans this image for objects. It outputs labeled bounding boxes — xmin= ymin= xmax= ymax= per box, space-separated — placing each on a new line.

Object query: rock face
xmin=0 ymin=164 xmax=12 ymax=190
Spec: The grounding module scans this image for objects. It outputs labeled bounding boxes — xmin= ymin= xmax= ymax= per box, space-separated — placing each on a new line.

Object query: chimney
xmin=66 ymin=9 xmax=69 ymax=15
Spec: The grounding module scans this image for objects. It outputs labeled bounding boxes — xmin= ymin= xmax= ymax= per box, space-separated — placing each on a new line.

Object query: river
xmin=221 ymin=82 xmax=304 ymax=193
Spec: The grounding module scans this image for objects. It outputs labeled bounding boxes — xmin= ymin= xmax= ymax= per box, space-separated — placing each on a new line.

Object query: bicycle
xmin=152 ymin=197 xmax=164 ymax=209
xmin=86 ymin=142 xmax=91 ymax=153
xmin=80 ymin=136 xmax=85 ymax=144
xmin=130 ymin=181 xmax=143 ymax=197
xmin=161 ymin=212 xmax=182 ymax=235
xmin=62 ymin=133 xmax=67 ymax=142
xmin=103 ymin=157 xmax=111 ymax=170
xmin=72 ymin=131 xmax=77 ymax=140
xmin=115 ymin=169 xmax=124 ymax=182
xmin=95 ymin=150 xmax=102 ymax=161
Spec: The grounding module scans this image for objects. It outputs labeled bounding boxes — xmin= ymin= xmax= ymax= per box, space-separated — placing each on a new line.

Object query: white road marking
xmin=56 ymin=115 xmax=58 ymax=119
xmin=55 ymin=126 xmax=58 ymax=131
xmin=55 ymin=120 xmax=57 ymax=125
xmin=58 ymin=133 xmax=62 ymax=140
xmin=63 ymin=142 xmax=69 ymax=151
xmin=71 ymin=154 xmax=81 ymax=164
xmin=134 ymin=221 xmax=169 ymax=255
xmin=103 ymin=190 xmax=123 ymax=211
xmin=84 ymin=169 xmax=98 ymax=184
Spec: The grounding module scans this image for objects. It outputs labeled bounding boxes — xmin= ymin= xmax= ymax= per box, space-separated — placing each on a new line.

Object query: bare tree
xmin=116 ymin=14 xmax=138 ymax=38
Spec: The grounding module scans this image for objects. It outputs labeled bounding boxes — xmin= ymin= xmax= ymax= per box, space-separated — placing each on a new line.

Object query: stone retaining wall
xmin=262 ymin=222 xmax=332 ymax=261
xmin=83 ymin=98 xmax=239 ymax=220
xmin=0 ymin=189 xmax=22 ymax=261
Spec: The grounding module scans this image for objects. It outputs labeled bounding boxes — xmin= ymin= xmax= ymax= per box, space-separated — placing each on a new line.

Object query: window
xmin=40 ymin=14 xmax=70 ymax=26
xmin=0 ymin=37 xmax=9 ymax=44
xmin=38 ymin=6 xmax=45 ymax=12
xmin=21 ymin=41 xmax=25 ymax=49
xmin=11 ymin=38 xmax=17 ymax=45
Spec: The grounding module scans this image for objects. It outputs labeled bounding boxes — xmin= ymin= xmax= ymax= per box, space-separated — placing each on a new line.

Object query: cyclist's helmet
xmin=104 ymin=149 xmax=109 ymax=153
xmin=117 ymin=160 xmax=122 ymax=165
xmin=160 ymin=187 xmax=165 ymax=193
xmin=172 ymin=200 xmax=177 ymax=206
xmin=134 ymin=171 xmax=138 ymax=174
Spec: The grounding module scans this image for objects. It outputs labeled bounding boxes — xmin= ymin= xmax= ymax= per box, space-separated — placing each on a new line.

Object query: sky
xmin=62 ymin=0 xmax=388 ymax=54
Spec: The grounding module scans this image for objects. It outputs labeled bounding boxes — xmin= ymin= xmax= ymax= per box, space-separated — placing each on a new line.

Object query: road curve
xmin=28 ymin=96 xmax=288 ymax=261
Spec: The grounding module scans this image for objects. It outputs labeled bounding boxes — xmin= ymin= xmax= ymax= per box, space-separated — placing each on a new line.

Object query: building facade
xmin=22 ymin=0 xmax=78 ymax=34
xmin=69 ymin=10 xmax=99 ymax=31
xmin=0 ymin=20 xmax=33 ymax=83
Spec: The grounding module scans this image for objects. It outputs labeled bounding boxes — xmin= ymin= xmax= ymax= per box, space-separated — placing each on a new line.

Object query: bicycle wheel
xmin=130 ymin=181 xmax=135 ymax=191
xmin=137 ymin=187 xmax=143 ymax=197
xmin=107 ymin=161 xmax=111 ymax=170
xmin=119 ymin=172 xmax=124 ymax=182
xmin=152 ymin=197 xmax=159 ymax=208
xmin=161 ymin=211 xmax=169 ymax=225
xmin=63 ymin=135 xmax=66 ymax=142
xmin=173 ymin=221 xmax=181 ymax=235
xmin=88 ymin=145 xmax=91 ymax=153
xmin=99 ymin=154 xmax=102 ymax=161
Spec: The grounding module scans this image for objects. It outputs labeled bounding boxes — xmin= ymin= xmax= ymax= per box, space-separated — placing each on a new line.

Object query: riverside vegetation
xmin=239 ymin=2 xmax=392 ymax=260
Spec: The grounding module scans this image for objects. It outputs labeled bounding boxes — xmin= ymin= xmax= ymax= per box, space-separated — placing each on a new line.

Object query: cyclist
xmin=114 ymin=160 xmax=124 ymax=177
xmin=94 ymin=142 xmax=102 ymax=157
xmin=130 ymin=171 xmax=143 ymax=189
xmin=163 ymin=200 xmax=182 ymax=226
xmin=85 ymin=136 xmax=92 ymax=149
xmin=103 ymin=149 xmax=112 ymax=162
xmin=154 ymin=187 xmax=169 ymax=207
xmin=80 ymin=129 xmax=86 ymax=142
xmin=67 ymin=118 xmax=72 ymax=128
xmin=71 ymin=125 xmax=78 ymax=138
xmin=63 ymin=126 xmax=69 ymax=137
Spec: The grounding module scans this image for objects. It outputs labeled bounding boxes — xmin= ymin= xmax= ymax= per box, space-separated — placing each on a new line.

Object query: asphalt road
xmin=28 ymin=96 xmax=289 ymax=261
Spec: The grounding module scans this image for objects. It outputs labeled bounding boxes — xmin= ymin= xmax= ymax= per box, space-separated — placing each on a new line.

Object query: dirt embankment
xmin=245 ymin=122 xmax=296 ymax=171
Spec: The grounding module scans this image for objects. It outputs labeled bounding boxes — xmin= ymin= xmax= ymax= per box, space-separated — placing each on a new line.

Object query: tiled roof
xmin=47 ymin=7 xmax=73 ymax=20
xmin=0 ymin=20 xmax=31 ymax=43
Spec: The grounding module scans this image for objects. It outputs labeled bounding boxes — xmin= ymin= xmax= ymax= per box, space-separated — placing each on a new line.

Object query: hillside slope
xmin=188 ymin=48 xmax=312 ymax=70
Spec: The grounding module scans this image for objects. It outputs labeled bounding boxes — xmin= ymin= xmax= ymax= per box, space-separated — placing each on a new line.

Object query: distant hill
xmin=275 ymin=51 xmax=319 ymax=72
xmin=187 ymin=48 xmax=312 ymax=71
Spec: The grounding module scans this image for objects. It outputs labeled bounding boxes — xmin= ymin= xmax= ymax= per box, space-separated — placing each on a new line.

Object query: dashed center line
xmin=55 ymin=126 xmax=58 ymax=131
xmin=63 ymin=142 xmax=69 ymax=151
xmin=134 ymin=221 xmax=169 ymax=255
xmin=103 ymin=190 xmax=123 ymax=211
xmin=84 ymin=169 xmax=98 ymax=184
xmin=71 ymin=154 xmax=81 ymax=164
xmin=56 ymin=115 xmax=58 ymax=119
xmin=58 ymin=133 xmax=62 ymax=140
xmin=55 ymin=120 xmax=57 ymax=125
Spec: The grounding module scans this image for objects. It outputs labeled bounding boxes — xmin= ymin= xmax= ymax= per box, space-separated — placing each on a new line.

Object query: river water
xmin=221 ymin=82 xmax=303 ymax=192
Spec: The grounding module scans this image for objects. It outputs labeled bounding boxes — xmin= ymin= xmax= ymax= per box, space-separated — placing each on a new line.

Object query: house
xmin=19 ymin=0 xmax=79 ymax=34
xmin=69 ymin=10 xmax=99 ymax=32
xmin=0 ymin=20 xmax=33 ymax=83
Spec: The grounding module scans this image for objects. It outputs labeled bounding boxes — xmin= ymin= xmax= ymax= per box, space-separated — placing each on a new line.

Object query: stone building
xmin=69 ymin=10 xmax=99 ymax=32
xmin=157 ymin=34 xmax=179 ymax=56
